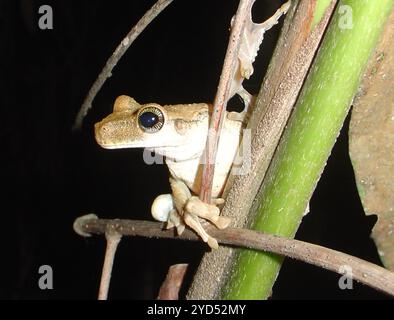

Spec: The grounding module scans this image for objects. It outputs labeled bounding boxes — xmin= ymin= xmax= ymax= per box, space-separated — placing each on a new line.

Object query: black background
xmin=0 ymin=0 xmax=386 ymax=299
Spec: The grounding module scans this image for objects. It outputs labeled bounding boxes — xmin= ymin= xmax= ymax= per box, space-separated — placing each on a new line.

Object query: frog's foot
xmin=153 ymin=192 xmax=218 ymax=248
xmin=170 ymin=178 xmax=231 ymax=230
xmin=156 ymin=178 xmax=232 ymax=249
xmin=183 ymin=212 xmax=219 ymax=250
xmin=167 ymin=209 xmax=186 ymax=235
xmin=185 ymin=196 xmax=231 ymax=230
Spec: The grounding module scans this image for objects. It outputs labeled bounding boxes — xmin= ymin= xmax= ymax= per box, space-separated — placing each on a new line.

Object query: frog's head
xmin=94 ymin=95 xmax=209 ymax=160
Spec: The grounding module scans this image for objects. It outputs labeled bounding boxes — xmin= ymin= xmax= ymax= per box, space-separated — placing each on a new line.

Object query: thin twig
xmin=157 ymin=264 xmax=188 ymax=300
xmin=75 ymin=216 xmax=394 ymax=297
xmin=73 ymin=0 xmax=174 ymax=130
xmin=199 ymin=0 xmax=254 ymax=203
xmin=98 ymin=230 xmax=122 ymax=300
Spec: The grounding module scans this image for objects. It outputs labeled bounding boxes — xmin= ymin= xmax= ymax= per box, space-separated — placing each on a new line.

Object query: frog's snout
xmin=94 ymin=120 xmax=110 ymax=148
xmin=94 ymin=117 xmax=141 ymax=149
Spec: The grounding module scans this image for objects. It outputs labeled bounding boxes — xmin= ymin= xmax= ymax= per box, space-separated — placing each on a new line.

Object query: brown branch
xmin=157 ymin=264 xmax=188 ymax=300
xmin=72 ymin=0 xmax=174 ymax=130
xmin=199 ymin=0 xmax=254 ymax=203
xmin=98 ymin=229 xmax=122 ymax=300
xmin=75 ymin=216 xmax=394 ymax=297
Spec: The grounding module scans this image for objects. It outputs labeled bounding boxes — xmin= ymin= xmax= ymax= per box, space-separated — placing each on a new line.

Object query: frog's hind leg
xmin=186 ymin=196 xmax=231 ymax=230
xmin=183 ymin=212 xmax=219 ymax=250
xmin=168 ymin=177 xmax=230 ymax=249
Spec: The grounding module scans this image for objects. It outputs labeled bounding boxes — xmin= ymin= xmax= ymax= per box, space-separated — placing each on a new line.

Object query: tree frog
xmin=95 ymin=95 xmax=243 ymax=248
xmin=93 ymin=2 xmax=290 ymax=249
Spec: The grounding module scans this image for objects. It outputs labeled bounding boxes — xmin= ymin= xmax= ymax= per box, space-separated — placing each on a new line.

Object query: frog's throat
xmin=149 ymin=146 xmax=204 ymax=162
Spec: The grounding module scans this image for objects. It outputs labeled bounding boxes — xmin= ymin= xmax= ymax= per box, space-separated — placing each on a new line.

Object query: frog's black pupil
xmin=139 ymin=111 xmax=158 ymax=128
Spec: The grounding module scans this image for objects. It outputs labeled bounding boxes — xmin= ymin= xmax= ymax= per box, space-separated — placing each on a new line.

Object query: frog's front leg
xmin=151 ymin=187 xmax=219 ymax=249
xmin=170 ymin=177 xmax=231 ymax=229
xmin=151 ymin=178 xmax=231 ymax=249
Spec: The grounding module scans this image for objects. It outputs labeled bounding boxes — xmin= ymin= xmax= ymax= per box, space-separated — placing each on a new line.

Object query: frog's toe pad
xmin=176 ymin=224 xmax=185 ymax=235
xmin=213 ymin=198 xmax=225 ymax=206
xmin=207 ymin=237 xmax=219 ymax=250
xmin=215 ymin=216 xmax=232 ymax=229
xmin=166 ymin=221 xmax=174 ymax=229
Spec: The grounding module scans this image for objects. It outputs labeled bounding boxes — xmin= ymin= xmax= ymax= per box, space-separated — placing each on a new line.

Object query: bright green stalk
xmin=312 ymin=0 xmax=332 ymax=27
xmin=222 ymin=0 xmax=394 ymax=299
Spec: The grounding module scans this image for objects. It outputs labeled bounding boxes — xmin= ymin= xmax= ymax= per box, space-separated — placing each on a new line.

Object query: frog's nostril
xmin=96 ymin=122 xmax=110 ymax=135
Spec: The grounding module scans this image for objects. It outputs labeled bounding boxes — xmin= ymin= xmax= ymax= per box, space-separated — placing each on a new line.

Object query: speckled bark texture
xmin=222 ymin=0 xmax=394 ymax=299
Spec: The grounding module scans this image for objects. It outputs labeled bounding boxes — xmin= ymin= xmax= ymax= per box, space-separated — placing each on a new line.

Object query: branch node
xmin=73 ymin=213 xmax=98 ymax=237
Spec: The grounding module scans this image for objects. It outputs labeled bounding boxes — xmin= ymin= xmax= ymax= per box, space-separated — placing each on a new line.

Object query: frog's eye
xmin=137 ymin=107 xmax=164 ymax=133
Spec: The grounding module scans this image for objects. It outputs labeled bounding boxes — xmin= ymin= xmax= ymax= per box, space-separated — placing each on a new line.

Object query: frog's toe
xmin=185 ymin=213 xmax=219 ymax=249
xmin=183 ymin=213 xmax=209 ymax=243
xmin=166 ymin=220 xmax=175 ymax=229
xmin=207 ymin=237 xmax=219 ymax=250
xmin=184 ymin=213 xmax=219 ymax=249
xmin=164 ymin=209 xmax=185 ymax=235
xmin=214 ymin=216 xmax=232 ymax=229
xmin=213 ymin=198 xmax=225 ymax=206
xmin=167 ymin=209 xmax=184 ymax=232
xmin=176 ymin=224 xmax=185 ymax=235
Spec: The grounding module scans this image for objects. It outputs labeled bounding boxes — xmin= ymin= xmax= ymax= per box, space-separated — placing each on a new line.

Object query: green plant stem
xmin=222 ymin=0 xmax=394 ymax=299
xmin=313 ymin=0 xmax=332 ymax=27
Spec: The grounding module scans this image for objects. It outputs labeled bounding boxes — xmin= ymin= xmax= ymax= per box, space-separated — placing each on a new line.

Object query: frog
xmin=93 ymin=2 xmax=291 ymax=249
xmin=95 ymin=95 xmax=243 ymax=249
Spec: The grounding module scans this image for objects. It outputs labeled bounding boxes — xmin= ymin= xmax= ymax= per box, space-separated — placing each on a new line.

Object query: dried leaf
xmin=229 ymin=0 xmax=291 ymax=108
xmin=349 ymin=9 xmax=394 ymax=270
xmin=157 ymin=264 xmax=188 ymax=300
